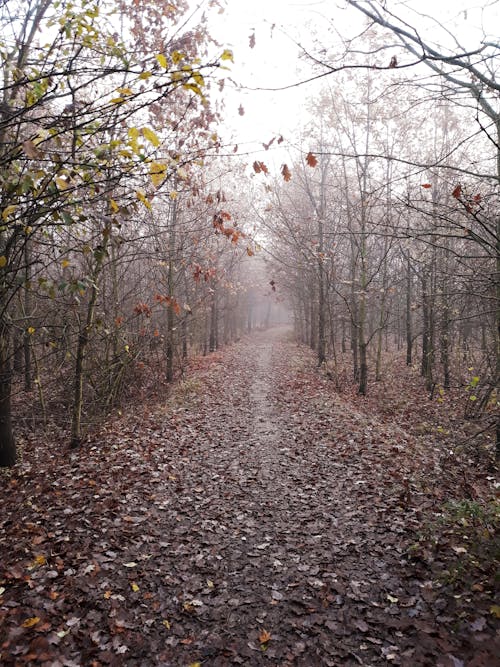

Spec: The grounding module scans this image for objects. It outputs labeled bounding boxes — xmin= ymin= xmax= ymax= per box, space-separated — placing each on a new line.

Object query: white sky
xmin=207 ymin=0 xmax=499 ymax=163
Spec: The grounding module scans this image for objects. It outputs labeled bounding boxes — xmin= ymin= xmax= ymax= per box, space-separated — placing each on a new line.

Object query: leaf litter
xmin=0 ymin=328 xmax=498 ymax=665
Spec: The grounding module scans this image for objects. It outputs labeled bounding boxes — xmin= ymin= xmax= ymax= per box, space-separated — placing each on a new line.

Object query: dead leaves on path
xmin=0 ymin=332 xmax=498 ymax=665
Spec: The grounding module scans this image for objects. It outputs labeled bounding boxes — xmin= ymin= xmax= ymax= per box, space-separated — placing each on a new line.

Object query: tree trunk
xmin=0 ymin=317 xmax=15 ymax=466
xmin=166 ymin=200 xmax=177 ymax=383
xmin=406 ymin=254 xmax=412 ymax=365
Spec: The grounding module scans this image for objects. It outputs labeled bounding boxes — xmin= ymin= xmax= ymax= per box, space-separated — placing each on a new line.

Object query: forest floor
xmin=1 ymin=327 xmax=498 ymax=667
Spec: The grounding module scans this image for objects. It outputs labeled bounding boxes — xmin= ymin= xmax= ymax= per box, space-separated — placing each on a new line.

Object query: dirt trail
xmin=0 ymin=328 xmax=497 ymax=666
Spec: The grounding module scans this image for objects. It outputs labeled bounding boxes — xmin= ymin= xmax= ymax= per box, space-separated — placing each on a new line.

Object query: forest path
xmin=1 ymin=328 xmax=496 ymax=666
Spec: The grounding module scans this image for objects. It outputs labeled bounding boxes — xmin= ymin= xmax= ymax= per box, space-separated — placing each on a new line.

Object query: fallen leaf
xmin=259 ymin=628 xmax=271 ymax=644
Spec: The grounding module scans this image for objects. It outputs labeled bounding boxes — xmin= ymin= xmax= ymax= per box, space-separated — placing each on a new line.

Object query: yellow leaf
xmin=109 ymin=199 xmax=119 ymax=213
xmin=142 ymin=127 xmax=160 ymax=147
xmin=156 ymin=53 xmax=167 ymax=68
xmin=183 ymin=82 xmax=203 ymax=97
xmin=192 ymin=71 xmax=205 ymax=87
xmin=171 ymin=50 xmax=184 ymax=64
xmin=61 ymin=259 xmax=70 ymax=268
xmin=2 ymin=205 xmax=17 ymax=221
xmin=139 ymin=71 xmax=152 ymax=80
xmin=55 ymin=177 xmax=69 ymax=190
xmin=188 ymin=663 xmax=201 ymax=667
xmin=220 ymin=49 xmax=234 ymax=62
xmin=116 ymin=87 xmax=133 ymax=95
xmin=22 ymin=616 xmax=40 ymax=628
xmin=490 ymin=604 xmax=500 ymax=618
xmin=162 ymin=619 xmax=171 ymax=629
xmin=136 ymin=190 xmax=152 ymax=210
xmin=131 ymin=582 xmax=140 ymax=592
xmin=0 ymin=256 xmax=7 ymax=268
xmin=104 ymin=590 xmax=112 ymax=599
xmin=150 ymin=161 xmax=167 ymax=188
xmin=27 ymin=327 xmax=35 ymax=335
xmin=169 ymin=191 xmax=178 ymax=200
xmin=110 ymin=97 xmax=125 ymax=104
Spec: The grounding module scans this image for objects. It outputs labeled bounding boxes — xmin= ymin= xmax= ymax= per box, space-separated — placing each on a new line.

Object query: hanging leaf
xmin=249 ymin=31 xmax=256 ymax=48
xmin=150 ymin=161 xmax=167 ymax=188
xmin=0 ymin=256 xmax=7 ymax=268
xmin=136 ymin=191 xmax=152 ymax=210
xmin=142 ymin=127 xmax=160 ymax=147
xmin=220 ymin=49 xmax=234 ymax=62
xmin=306 ymin=152 xmax=318 ymax=167
xmin=421 ymin=183 xmax=432 ymax=188
xmin=22 ymin=139 xmax=44 ymax=159
xmin=2 ymin=205 xmax=17 ymax=221
xmin=55 ymin=177 xmax=69 ymax=190
xmin=155 ymin=54 xmax=167 ymax=68
xmin=281 ymin=164 xmax=292 ymax=182
xmin=253 ymin=161 xmax=268 ymax=175
xmin=171 ymin=50 xmax=184 ymax=65
xmin=452 ymin=184 xmax=462 ymax=199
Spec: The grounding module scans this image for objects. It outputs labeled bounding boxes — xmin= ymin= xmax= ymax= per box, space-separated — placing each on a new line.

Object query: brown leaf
xmin=238 ymin=104 xmax=245 ymax=116
xmin=253 ymin=161 xmax=268 ymax=175
xmin=306 ymin=152 xmax=318 ymax=168
xmin=22 ymin=140 xmax=44 ymax=159
xmin=259 ymin=628 xmax=271 ymax=643
xmin=421 ymin=183 xmax=432 ymax=188
xmin=452 ymin=184 xmax=462 ymax=199
xmin=281 ymin=164 xmax=292 ymax=182
xmin=249 ymin=31 xmax=255 ymax=49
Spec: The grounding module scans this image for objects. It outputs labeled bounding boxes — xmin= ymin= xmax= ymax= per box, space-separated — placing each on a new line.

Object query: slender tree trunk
xmin=209 ymin=291 xmax=217 ymax=353
xmin=495 ymin=119 xmax=500 ymax=458
xmin=406 ymin=254 xmax=412 ymax=365
xmin=0 ymin=316 xmax=15 ymax=466
xmin=70 ymin=233 xmax=109 ymax=448
xmin=166 ymin=201 xmax=177 ymax=382
xmin=70 ymin=279 xmax=99 ymax=448
xmin=24 ymin=241 xmax=32 ymax=392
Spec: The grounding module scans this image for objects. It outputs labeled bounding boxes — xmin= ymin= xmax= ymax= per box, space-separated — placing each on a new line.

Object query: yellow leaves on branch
xmin=2 ymin=205 xmax=17 ymax=221
xmin=220 ymin=49 xmax=234 ymax=63
xmin=142 ymin=127 xmax=160 ymax=147
xmin=136 ymin=190 xmax=152 ymax=210
xmin=150 ymin=161 xmax=167 ymax=188
xmin=155 ymin=54 xmax=167 ymax=69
